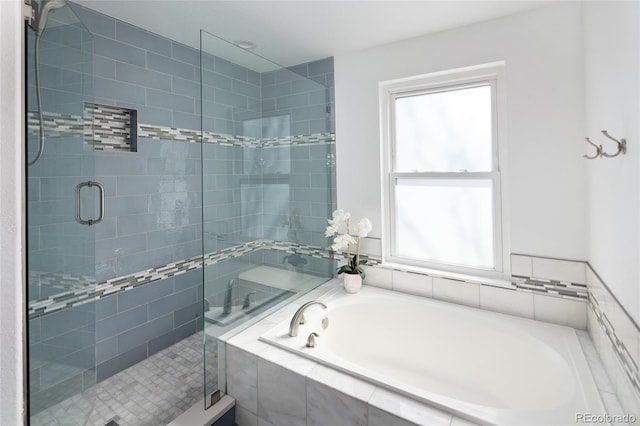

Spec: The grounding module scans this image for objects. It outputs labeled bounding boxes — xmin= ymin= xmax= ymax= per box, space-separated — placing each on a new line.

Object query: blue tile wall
xmin=95 ymin=270 xmax=203 ymax=382
xmin=201 ymin=54 xmax=261 ymax=134
xmin=71 ymin=5 xmax=115 ymax=39
xmin=94 ymin=138 xmax=202 ymax=281
xmin=261 ymin=57 xmax=335 ymax=135
xmin=64 ymin=3 xmax=203 ymax=130
xmin=28 ymin=3 xmax=336 ymax=411
xmin=29 ymin=302 xmax=96 ymax=414
xmin=259 ymin=143 xmax=336 ymax=248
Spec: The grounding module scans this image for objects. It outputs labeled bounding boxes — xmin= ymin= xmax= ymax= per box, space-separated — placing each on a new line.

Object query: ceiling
xmin=74 ymin=0 xmax=554 ymax=67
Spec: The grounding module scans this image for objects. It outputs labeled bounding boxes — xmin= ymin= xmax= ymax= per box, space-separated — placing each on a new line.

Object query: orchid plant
xmin=325 ymin=209 xmax=372 ymax=279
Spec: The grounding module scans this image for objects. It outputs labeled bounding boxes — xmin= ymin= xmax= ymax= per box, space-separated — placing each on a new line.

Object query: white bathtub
xmin=260 ymin=285 xmax=605 ymax=425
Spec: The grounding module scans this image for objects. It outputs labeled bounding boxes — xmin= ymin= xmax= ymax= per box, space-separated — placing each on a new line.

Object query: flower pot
xmin=343 ymin=273 xmax=362 ymax=293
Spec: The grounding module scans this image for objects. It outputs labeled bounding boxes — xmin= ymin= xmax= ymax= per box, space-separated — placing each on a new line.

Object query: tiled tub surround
xmin=260 ymin=285 xmax=605 ymax=425
xmin=357 ymin=251 xmax=640 ymax=420
xmin=586 ymin=265 xmax=640 ymax=418
xmin=356 ymin=252 xmax=589 ymax=328
xmin=226 ymin=279 xmax=624 ymax=426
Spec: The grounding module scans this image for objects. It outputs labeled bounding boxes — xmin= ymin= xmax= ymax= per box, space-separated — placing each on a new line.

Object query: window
xmin=380 ymin=64 xmax=506 ymax=277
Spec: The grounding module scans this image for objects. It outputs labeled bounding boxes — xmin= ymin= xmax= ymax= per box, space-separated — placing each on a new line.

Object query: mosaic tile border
xmin=374 ymin=265 xmax=588 ymax=300
xmin=138 ymin=124 xmax=201 ymax=143
xmin=140 ymin=124 xmax=335 ymax=148
xmin=28 ymin=254 xmax=202 ymax=319
xmin=27 ymin=110 xmax=84 ymax=138
xmin=29 ymin=237 xmax=589 ymax=321
xmin=262 ymin=133 xmax=335 ymax=147
xmin=28 ymin=110 xmax=334 ymax=149
xmin=28 ymin=239 xmax=328 ymax=319
xmin=587 ymin=271 xmax=640 ymax=400
xmin=589 ymin=294 xmax=640 ymax=394
xmin=333 ymin=250 xmax=588 ymax=301
xmin=511 ymin=276 xmax=588 ymax=300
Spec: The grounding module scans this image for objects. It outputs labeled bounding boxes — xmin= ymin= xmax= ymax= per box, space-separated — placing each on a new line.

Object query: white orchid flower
xmin=325 ymin=220 xmax=339 ymax=237
xmin=330 ymin=233 xmax=356 ymax=251
xmin=332 ymin=209 xmax=351 ymax=222
xmin=354 ymin=218 xmax=372 ymax=238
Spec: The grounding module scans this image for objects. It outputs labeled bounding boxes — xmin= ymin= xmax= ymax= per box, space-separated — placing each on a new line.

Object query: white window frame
xmin=379 ymin=63 xmax=510 ymax=279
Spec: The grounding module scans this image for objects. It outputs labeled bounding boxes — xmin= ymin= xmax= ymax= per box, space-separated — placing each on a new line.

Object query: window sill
xmin=380 ymin=261 xmax=514 ymax=289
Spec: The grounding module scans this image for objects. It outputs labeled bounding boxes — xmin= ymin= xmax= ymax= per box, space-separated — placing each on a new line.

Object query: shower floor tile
xmin=31 ymin=332 xmax=217 ymax=426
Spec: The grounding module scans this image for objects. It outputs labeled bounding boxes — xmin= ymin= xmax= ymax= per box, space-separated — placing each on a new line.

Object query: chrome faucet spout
xmin=288 ymin=300 xmax=327 ymax=337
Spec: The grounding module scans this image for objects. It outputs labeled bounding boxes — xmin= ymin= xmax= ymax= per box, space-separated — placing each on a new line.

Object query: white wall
xmin=2 ymin=1 xmax=636 ymax=420
xmin=334 ymin=3 xmax=587 ymax=264
xmin=0 ymin=0 xmax=26 ymax=424
xmin=584 ymin=2 xmax=640 ymax=323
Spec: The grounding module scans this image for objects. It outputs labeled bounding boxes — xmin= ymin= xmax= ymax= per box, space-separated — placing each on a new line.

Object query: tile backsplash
xmin=586 ymin=265 xmax=640 ymax=417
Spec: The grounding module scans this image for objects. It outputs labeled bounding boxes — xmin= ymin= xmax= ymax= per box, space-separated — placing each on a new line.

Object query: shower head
xmin=36 ymin=0 xmax=67 ymax=34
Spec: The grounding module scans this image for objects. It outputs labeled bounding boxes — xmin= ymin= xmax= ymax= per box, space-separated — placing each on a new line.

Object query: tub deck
xmin=260 ymin=284 xmax=606 ymax=425
xmin=223 ymin=278 xmax=616 ymax=425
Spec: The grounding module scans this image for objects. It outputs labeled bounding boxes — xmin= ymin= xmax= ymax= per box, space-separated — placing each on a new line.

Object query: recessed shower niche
xmin=85 ymin=103 xmax=138 ymax=152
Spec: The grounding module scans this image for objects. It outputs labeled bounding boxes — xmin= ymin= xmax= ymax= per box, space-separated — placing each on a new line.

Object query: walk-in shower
xmin=25 ymin=2 xmax=336 ymax=425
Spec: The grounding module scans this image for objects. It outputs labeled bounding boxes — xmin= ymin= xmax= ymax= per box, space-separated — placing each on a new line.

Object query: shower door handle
xmin=75 ymin=181 xmax=105 ymax=226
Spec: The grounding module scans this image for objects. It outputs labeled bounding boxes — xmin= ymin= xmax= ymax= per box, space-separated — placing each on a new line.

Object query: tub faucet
xmin=223 ymin=279 xmax=236 ymax=315
xmin=288 ymin=300 xmax=327 ymax=337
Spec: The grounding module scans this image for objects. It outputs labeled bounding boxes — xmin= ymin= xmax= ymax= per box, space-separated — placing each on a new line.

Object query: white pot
xmin=343 ymin=273 xmax=362 ymax=293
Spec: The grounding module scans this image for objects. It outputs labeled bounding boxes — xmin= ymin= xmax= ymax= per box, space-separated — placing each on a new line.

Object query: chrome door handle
xmin=75 ymin=181 xmax=104 ymax=226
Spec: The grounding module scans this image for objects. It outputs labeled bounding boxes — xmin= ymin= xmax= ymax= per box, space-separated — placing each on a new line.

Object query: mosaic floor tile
xmin=31 ymin=332 xmax=216 ymax=426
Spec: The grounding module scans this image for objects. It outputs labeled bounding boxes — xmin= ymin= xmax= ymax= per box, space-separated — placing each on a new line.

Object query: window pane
xmin=394 ymin=178 xmax=494 ymax=269
xmin=395 ymin=85 xmax=492 ymax=172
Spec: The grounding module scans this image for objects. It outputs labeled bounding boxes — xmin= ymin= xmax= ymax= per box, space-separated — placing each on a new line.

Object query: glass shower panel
xmin=26 ymin=3 xmax=96 ymax=424
xmin=200 ymin=31 xmax=336 ymax=407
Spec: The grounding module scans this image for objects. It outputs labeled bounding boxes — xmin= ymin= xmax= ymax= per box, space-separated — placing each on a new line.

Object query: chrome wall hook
xmin=600 ymin=130 xmax=627 ymax=158
xmin=583 ymin=137 xmax=602 ymax=160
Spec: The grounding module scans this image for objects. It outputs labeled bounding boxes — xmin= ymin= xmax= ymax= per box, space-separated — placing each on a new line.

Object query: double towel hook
xmin=583 ymin=130 xmax=627 ymax=160
xmin=600 ymin=130 xmax=627 ymax=158
xmin=583 ymin=137 xmax=601 ymax=160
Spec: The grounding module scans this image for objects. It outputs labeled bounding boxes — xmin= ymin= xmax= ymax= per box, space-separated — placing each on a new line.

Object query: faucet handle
xmin=306 ymin=332 xmax=319 ymax=348
xmin=242 ymin=291 xmax=256 ymax=310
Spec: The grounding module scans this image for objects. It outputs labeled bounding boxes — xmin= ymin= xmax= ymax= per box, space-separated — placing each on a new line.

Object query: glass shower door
xmin=26 ymin=3 xmax=98 ymax=424
xmin=200 ymin=30 xmax=336 ymax=408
